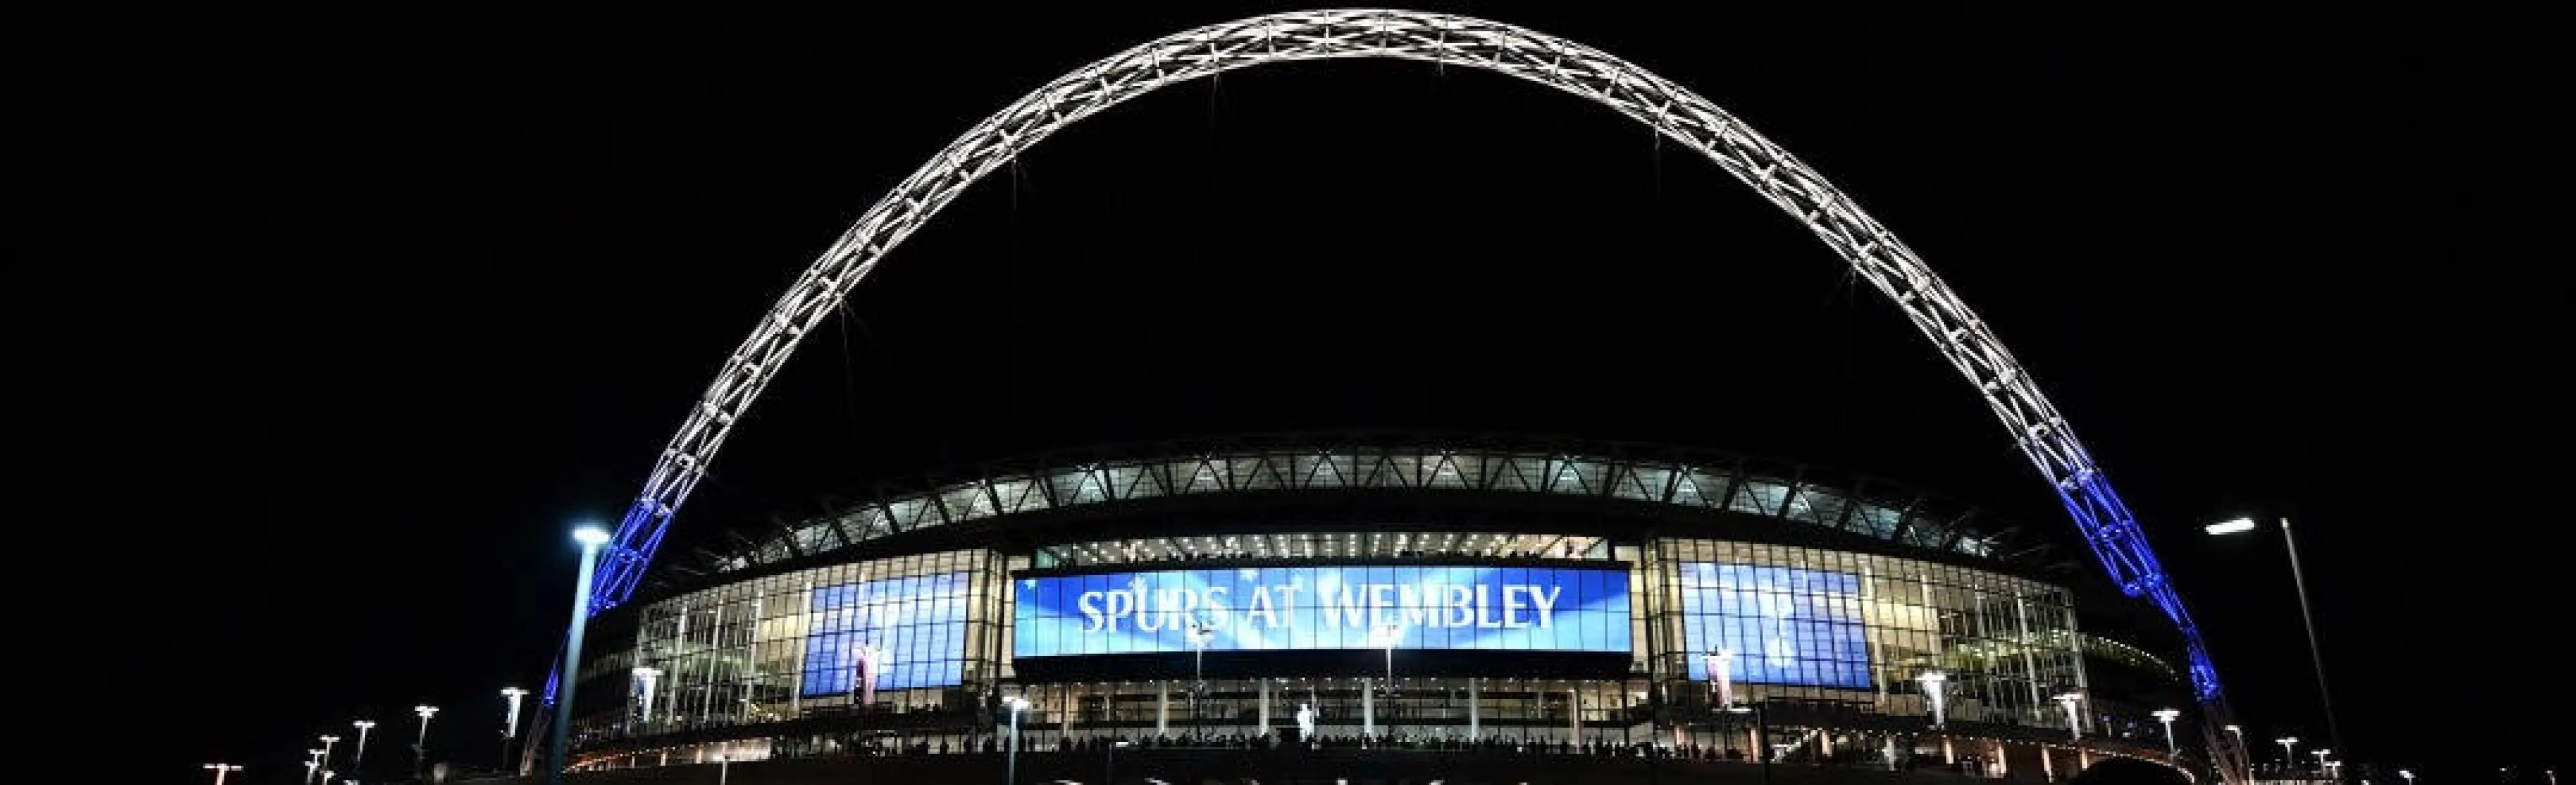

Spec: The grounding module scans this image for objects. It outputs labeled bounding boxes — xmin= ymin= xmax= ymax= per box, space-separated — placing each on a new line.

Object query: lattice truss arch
xmin=568 ymin=9 xmax=2241 ymax=776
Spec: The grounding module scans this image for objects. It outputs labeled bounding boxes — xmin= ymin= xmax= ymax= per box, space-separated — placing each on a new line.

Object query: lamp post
xmin=1187 ymin=621 xmax=1213 ymax=729
xmin=1108 ymin=738 xmax=1132 ymax=785
xmin=305 ymin=749 xmax=323 ymax=784
xmin=1373 ymin=621 xmax=1405 ymax=740
xmin=717 ymin=754 xmax=730 ymax=785
xmin=2314 ymin=749 xmax=2333 ymax=776
xmin=1006 ymin=696 xmax=1031 ymax=785
xmin=203 ymin=763 xmax=244 ymax=785
xmin=549 ymin=524 xmax=614 ymax=785
xmin=320 ymin=735 xmax=341 ymax=774
xmin=2209 ymin=516 xmax=2345 ymax=772
xmin=2152 ymin=709 xmax=2182 ymax=759
xmin=502 ymin=686 xmax=529 ymax=770
xmin=632 ymin=666 xmax=664 ymax=725
xmin=350 ymin=720 xmax=376 ymax=778
xmin=2054 ymin=692 xmax=2084 ymax=741
xmin=2399 ymin=770 xmax=2414 ymax=785
xmin=1705 ymin=649 xmax=1736 ymax=709
xmin=1917 ymin=671 xmax=1947 ymax=728
xmin=2277 ymin=738 xmax=2300 ymax=775
xmin=412 ymin=704 xmax=439 ymax=780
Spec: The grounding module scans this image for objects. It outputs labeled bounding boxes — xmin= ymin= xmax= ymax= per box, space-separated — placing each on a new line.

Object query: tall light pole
xmin=632 ymin=667 xmax=664 ymax=725
xmin=1705 ymin=649 xmax=1736 ymax=709
xmin=2054 ymin=692 xmax=2084 ymax=741
xmin=2277 ymin=737 xmax=2300 ymax=774
xmin=502 ymin=686 xmax=529 ymax=772
xmin=1375 ymin=621 xmax=1403 ymax=690
xmin=1006 ymin=696 xmax=1031 ymax=785
xmin=412 ymin=704 xmax=439 ymax=780
xmin=549 ymin=524 xmax=614 ymax=785
xmin=319 ymin=735 xmax=340 ymax=774
xmin=1373 ymin=621 xmax=1404 ymax=739
xmin=2152 ymin=709 xmax=2182 ymax=759
xmin=2314 ymin=749 xmax=2333 ymax=776
xmin=1917 ymin=671 xmax=1948 ymax=728
xmin=2210 ymin=516 xmax=2345 ymax=771
xmin=1186 ymin=621 xmax=1212 ymax=730
xmin=305 ymin=749 xmax=323 ymax=784
xmin=350 ymin=720 xmax=376 ymax=778
xmin=203 ymin=763 xmax=244 ymax=785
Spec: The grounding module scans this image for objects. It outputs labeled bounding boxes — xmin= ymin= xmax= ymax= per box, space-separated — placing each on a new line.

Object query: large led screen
xmin=1677 ymin=563 xmax=1872 ymax=689
xmin=1015 ymin=566 xmax=1630 ymax=657
xmin=800 ymin=572 xmax=971 ymax=696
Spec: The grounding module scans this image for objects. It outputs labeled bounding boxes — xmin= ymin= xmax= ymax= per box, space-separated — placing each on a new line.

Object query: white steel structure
xmin=551 ymin=9 xmax=2243 ymax=780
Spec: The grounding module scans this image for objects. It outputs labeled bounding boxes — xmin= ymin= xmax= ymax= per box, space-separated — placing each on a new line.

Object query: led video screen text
xmin=1015 ymin=565 xmax=1631 ymax=657
xmin=1677 ymin=562 xmax=1872 ymax=690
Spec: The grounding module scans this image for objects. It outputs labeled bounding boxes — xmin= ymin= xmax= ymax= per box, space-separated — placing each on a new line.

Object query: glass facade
xmin=570 ymin=525 xmax=2186 ymax=776
xmin=1647 ymin=539 xmax=2088 ymax=729
xmin=586 ymin=550 xmax=1008 ymax=743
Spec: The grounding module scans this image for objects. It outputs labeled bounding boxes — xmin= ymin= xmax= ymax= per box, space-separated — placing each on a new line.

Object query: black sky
xmin=99 ymin=2 xmax=2557 ymax=782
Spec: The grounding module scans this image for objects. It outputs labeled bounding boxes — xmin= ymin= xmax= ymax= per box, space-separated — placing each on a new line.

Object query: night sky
xmin=103 ymin=2 xmax=2553 ymax=783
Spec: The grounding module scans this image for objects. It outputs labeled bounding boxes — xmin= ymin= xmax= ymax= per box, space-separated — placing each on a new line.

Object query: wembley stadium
xmin=553 ymin=436 xmax=2204 ymax=783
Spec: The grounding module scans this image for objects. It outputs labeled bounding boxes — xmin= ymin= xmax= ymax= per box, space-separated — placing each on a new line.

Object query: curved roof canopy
xmin=669 ymin=436 xmax=2035 ymax=584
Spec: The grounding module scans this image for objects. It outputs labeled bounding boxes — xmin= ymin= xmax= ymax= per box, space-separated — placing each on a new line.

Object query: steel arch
xmin=561 ymin=8 xmax=2240 ymax=776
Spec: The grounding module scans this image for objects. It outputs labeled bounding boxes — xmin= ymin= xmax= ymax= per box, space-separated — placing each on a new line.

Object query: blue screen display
xmin=1677 ymin=563 xmax=1872 ymax=690
xmin=1014 ymin=565 xmax=1631 ymax=657
xmin=800 ymin=572 xmax=971 ymax=696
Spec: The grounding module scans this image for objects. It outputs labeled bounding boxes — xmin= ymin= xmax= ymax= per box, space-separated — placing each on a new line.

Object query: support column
xmin=1157 ymin=682 xmax=1169 ymax=737
xmin=1468 ymin=678 xmax=1480 ymax=739
xmin=1258 ymin=679 xmax=1271 ymax=737
xmin=1568 ymin=687 xmax=1581 ymax=741
xmin=1361 ymin=678 xmax=1375 ymax=737
xmin=1061 ymin=684 xmax=1073 ymax=744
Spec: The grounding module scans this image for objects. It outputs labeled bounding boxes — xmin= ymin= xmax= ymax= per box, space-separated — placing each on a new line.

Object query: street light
xmin=1108 ymin=738 xmax=1132 ymax=785
xmin=350 ymin=720 xmax=376 ymax=778
xmin=502 ymin=686 xmax=529 ymax=771
xmin=632 ymin=667 xmax=664 ymax=725
xmin=1186 ymin=620 xmax=1214 ymax=729
xmin=1917 ymin=671 xmax=1948 ymax=728
xmin=203 ymin=763 xmax=244 ymax=785
xmin=1373 ymin=621 xmax=1404 ymax=696
xmin=305 ymin=749 xmax=324 ymax=784
xmin=412 ymin=704 xmax=439 ymax=780
xmin=2053 ymin=692 xmax=2085 ymax=740
xmin=2399 ymin=770 xmax=2415 ymax=785
xmin=1006 ymin=696 xmax=1032 ymax=785
xmin=2277 ymin=737 xmax=2300 ymax=774
xmin=1705 ymin=649 xmax=1736 ymax=709
xmin=2152 ymin=709 xmax=2182 ymax=758
xmin=2210 ymin=516 xmax=2344 ymax=770
xmin=2314 ymin=749 xmax=2333 ymax=776
xmin=548 ymin=523 xmax=614 ymax=785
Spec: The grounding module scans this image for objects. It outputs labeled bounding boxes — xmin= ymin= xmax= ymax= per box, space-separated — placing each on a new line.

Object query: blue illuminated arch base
xmin=553 ymin=9 xmax=2244 ymax=779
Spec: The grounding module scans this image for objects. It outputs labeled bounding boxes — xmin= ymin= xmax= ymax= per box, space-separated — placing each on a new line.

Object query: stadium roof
xmin=650 ymin=434 xmax=2057 ymax=591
